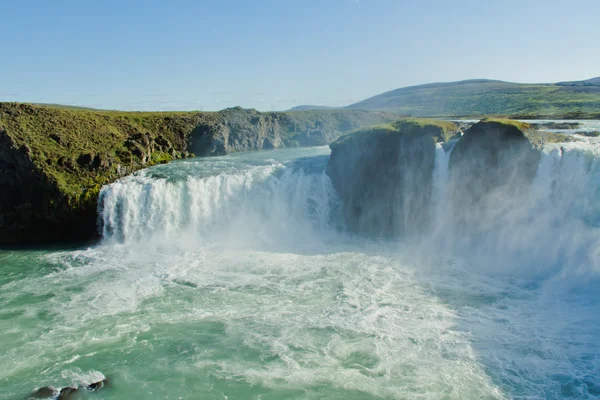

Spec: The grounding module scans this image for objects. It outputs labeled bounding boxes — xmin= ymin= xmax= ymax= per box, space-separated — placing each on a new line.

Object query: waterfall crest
xmin=98 ymin=150 xmax=340 ymax=247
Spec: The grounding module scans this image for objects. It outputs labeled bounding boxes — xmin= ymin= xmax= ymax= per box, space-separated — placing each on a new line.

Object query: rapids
xmin=1 ymin=144 xmax=599 ymax=399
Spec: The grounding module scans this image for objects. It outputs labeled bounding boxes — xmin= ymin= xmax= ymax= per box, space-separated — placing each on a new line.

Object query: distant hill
xmin=347 ymin=78 xmax=600 ymax=117
xmin=37 ymin=103 xmax=101 ymax=111
xmin=289 ymin=105 xmax=336 ymax=111
xmin=556 ymin=77 xmax=600 ymax=86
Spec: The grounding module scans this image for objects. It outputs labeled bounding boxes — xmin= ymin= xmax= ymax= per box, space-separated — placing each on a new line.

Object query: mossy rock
xmin=327 ymin=118 xmax=457 ymax=237
xmin=330 ymin=118 xmax=459 ymax=150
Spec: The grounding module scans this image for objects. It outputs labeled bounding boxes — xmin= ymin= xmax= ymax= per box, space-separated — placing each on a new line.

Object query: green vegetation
xmin=0 ymin=103 xmax=210 ymax=209
xmin=468 ymin=118 xmax=574 ymax=147
xmin=331 ymin=118 xmax=459 ymax=149
xmin=348 ymin=78 xmax=600 ymax=118
xmin=480 ymin=118 xmax=532 ymax=132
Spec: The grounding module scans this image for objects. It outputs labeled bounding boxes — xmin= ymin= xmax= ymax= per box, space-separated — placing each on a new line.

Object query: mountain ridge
xmin=294 ymin=78 xmax=600 ymax=117
xmin=345 ymin=77 xmax=600 ymax=117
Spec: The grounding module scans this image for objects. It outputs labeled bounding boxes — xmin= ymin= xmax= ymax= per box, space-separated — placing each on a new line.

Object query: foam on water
xmin=1 ymin=144 xmax=600 ymax=399
xmin=98 ymin=150 xmax=339 ymax=249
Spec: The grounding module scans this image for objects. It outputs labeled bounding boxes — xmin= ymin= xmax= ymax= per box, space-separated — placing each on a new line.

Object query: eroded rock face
xmin=188 ymin=108 xmax=285 ymax=156
xmin=326 ymin=118 xmax=549 ymax=239
xmin=29 ymin=386 xmax=56 ymax=398
xmin=327 ymin=119 xmax=457 ymax=237
xmin=444 ymin=119 xmax=543 ymax=238
xmin=0 ymin=130 xmax=95 ymax=244
xmin=449 ymin=120 xmax=541 ymax=208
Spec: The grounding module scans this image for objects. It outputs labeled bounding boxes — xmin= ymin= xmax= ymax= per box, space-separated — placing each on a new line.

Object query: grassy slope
xmin=1 ymin=105 xmax=211 ymax=209
xmin=348 ymin=78 xmax=600 ymax=118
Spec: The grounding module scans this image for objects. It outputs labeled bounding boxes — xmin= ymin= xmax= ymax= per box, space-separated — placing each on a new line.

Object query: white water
xmin=3 ymin=145 xmax=599 ymax=399
xmin=95 ymin=144 xmax=600 ymax=398
xmin=98 ymin=149 xmax=340 ymax=249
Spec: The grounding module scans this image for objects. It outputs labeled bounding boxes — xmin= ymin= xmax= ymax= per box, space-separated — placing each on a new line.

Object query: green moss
xmin=0 ymin=103 xmax=207 ymax=212
xmin=480 ymin=118 xmax=532 ymax=132
xmin=331 ymin=118 xmax=458 ymax=149
xmin=149 ymin=152 xmax=174 ymax=165
xmin=475 ymin=117 xmax=575 ymax=146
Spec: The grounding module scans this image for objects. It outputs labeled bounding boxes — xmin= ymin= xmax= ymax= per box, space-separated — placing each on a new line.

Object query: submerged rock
xmin=29 ymin=387 xmax=56 ymax=398
xmin=28 ymin=378 xmax=109 ymax=399
xmin=57 ymin=387 xmax=79 ymax=400
xmin=86 ymin=378 xmax=109 ymax=391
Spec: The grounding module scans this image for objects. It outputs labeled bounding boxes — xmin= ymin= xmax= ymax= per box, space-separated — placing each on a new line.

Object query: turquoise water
xmin=1 ymin=146 xmax=600 ymax=399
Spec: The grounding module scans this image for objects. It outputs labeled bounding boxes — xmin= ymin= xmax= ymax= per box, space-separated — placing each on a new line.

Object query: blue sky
xmin=1 ymin=0 xmax=599 ymax=111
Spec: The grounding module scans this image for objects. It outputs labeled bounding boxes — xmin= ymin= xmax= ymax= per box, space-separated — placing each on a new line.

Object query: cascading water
xmin=1 ymin=143 xmax=599 ymax=399
xmin=430 ymin=140 xmax=600 ymax=278
xmin=98 ymin=152 xmax=339 ymax=248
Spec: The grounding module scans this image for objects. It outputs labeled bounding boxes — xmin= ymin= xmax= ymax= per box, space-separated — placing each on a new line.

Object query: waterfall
xmin=427 ymin=140 xmax=600 ymax=277
xmin=432 ymin=141 xmax=454 ymax=227
xmin=98 ymin=142 xmax=600 ymax=277
xmin=98 ymin=153 xmax=340 ymax=247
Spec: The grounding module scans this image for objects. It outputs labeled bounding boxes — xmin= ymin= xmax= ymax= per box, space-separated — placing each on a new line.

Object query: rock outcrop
xmin=326 ymin=119 xmax=459 ymax=237
xmin=0 ymin=103 xmax=397 ymax=244
xmin=327 ymin=118 xmax=575 ymax=238
xmin=449 ymin=119 xmax=542 ymax=205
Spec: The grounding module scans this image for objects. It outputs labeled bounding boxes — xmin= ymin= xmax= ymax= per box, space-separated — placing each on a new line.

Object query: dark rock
xmin=57 ymin=387 xmax=79 ymax=400
xmin=86 ymin=378 xmax=110 ymax=391
xmin=327 ymin=119 xmax=457 ymax=237
xmin=76 ymin=153 xmax=94 ymax=167
xmin=154 ymin=134 xmax=170 ymax=148
xmin=49 ymin=133 xmax=62 ymax=145
xmin=577 ymin=130 xmax=600 ymax=137
xmin=29 ymin=386 xmax=56 ymax=398
xmin=530 ymin=122 xmax=581 ymax=130
xmin=19 ymin=144 xmax=32 ymax=159
xmin=448 ymin=119 xmax=541 ymax=231
xmin=449 ymin=119 xmax=541 ymax=198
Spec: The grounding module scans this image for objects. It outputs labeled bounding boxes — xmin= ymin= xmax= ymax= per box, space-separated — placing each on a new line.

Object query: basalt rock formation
xmin=326 ymin=119 xmax=459 ymax=236
xmin=448 ymin=119 xmax=542 ymax=206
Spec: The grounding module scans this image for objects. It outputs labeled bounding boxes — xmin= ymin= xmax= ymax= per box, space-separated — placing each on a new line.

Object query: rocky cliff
xmin=327 ymin=118 xmax=572 ymax=238
xmin=448 ymin=119 xmax=541 ymax=207
xmin=0 ymin=103 xmax=397 ymax=244
xmin=327 ymin=119 xmax=459 ymax=236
